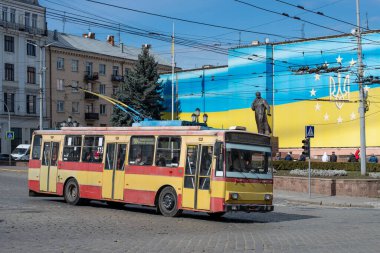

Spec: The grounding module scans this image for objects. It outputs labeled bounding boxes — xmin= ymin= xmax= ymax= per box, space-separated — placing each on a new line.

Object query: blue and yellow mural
xmin=160 ymin=32 xmax=380 ymax=149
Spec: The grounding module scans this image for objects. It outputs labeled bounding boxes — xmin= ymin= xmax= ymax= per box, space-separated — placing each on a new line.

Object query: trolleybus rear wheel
xmin=158 ymin=187 xmax=182 ymax=217
xmin=64 ymin=178 xmax=82 ymax=205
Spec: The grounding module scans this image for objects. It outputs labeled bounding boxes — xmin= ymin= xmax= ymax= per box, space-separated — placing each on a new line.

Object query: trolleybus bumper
xmin=225 ymin=204 xmax=274 ymax=213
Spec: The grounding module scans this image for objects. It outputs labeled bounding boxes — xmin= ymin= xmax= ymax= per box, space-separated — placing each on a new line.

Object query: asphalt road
xmin=1 ymin=168 xmax=380 ymax=253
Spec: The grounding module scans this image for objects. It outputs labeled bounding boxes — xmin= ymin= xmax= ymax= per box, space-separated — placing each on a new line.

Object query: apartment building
xmin=0 ymin=0 xmax=47 ymax=153
xmin=46 ymin=31 xmax=172 ymax=128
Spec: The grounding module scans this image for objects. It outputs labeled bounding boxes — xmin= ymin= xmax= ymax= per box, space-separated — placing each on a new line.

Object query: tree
xmin=111 ymin=46 xmax=165 ymax=126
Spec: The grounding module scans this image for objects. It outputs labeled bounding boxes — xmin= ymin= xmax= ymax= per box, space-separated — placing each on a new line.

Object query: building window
xmin=99 ymin=64 xmax=106 ymax=75
xmin=71 ymin=60 xmax=78 ymax=72
xmin=10 ymin=9 xmax=15 ymax=23
xmin=5 ymin=63 xmax=14 ymax=81
xmin=112 ymin=66 xmax=119 ymax=76
xmin=4 ymin=35 xmax=14 ymax=52
xmin=85 ymin=62 xmax=93 ymax=74
xmin=2 ymin=7 xmax=8 ymax=22
xmin=129 ymin=136 xmax=155 ymax=166
xmin=56 ymin=79 xmax=64 ymax=90
xmin=27 ymin=40 xmax=36 ymax=56
xmin=57 ymin=101 xmax=64 ymax=112
xmin=57 ymin=57 xmax=64 ymax=70
xmin=4 ymin=93 xmax=15 ymax=112
xmin=71 ymin=81 xmax=79 ymax=92
xmin=27 ymin=67 xmax=36 ymax=84
xmin=124 ymin=68 xmax=130 ymax=77
xmin=100 ymin=104 xmax=106 ymax=115
xmin=99 ymin=84 xmax=106 ymax=94
xmin=26 ymin=95 xmax=37 ymax=114
xmin=112 ymin=86 xmax=118 ymax=95
xmin=25 ymin=12 xmax=30 ymax=27
xmin=72 ymin=102 xmax=79 ymax=113
xmin=32 ymin=14 xmax=37 ymax=28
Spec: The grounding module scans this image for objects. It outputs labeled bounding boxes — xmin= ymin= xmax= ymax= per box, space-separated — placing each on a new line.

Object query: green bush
xmin=272 ymin=160 xmax=380 ymax=172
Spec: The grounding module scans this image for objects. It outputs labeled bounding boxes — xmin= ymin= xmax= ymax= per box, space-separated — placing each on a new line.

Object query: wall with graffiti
xmin=160 ymin=32 xmax=380 ymax=148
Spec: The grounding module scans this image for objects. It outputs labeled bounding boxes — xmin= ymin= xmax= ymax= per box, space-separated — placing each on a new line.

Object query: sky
xmin=39 ymin=0 xmax=380 ymax=69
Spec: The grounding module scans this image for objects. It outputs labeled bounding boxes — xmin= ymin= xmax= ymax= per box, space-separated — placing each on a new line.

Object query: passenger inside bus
xmin=156 ymin=155 xmax=166 ymax=167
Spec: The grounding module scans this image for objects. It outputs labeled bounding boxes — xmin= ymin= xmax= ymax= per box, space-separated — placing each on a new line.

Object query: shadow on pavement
xmin=45 ymin=198 xmax=318 ymax=223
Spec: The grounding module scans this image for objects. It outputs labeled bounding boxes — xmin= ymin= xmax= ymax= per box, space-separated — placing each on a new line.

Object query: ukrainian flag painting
xmin=160 ymin=32 xmax=380 ymax=149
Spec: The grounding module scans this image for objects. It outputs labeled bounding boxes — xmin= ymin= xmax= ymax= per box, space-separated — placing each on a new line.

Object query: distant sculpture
xmin=251 ymin=92 xmax=272 ymax=135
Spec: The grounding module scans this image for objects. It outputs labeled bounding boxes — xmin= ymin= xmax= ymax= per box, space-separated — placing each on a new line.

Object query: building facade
xmin=0 ymin=0 xmax=47 ymax=153
xmin=160 ymin=31 xmax=380 ymax=155
xmin=46 ymin=31 xmax=172 ymax=128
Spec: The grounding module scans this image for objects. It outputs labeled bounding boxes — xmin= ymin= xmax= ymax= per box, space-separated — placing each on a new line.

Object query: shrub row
xmin=272 ymin=160 xmax=380 ymax=172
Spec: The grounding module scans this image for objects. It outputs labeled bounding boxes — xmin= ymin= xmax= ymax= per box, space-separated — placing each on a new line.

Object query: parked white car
xmin=11 ymin=144 xmax=31 ymax=161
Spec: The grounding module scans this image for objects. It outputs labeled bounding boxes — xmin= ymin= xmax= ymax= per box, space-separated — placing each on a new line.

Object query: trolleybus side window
xmin=82 ymin=136 xmax=104 ymax=163
xmin=155 ymin=136 xmax=181 ymax=167
xmin=63 ymin=135 xmax=82 ymax=162
xmin=31 ymin=135 xmax=42 ymax=160
xmin=129 ymin=136 xmax=155 ymax=166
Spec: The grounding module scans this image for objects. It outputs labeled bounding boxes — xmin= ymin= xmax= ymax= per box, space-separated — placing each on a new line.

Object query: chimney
xmin=142 ymin=44 xmax=151 ymax=49
xmin=53 ymin=29 xmax=58 ymax=41
xmin=107 ymin=35 xmax=115 ymax=46
xmin=88 ymin=32 xmax=95 ymax=39
xmin=120 ymin=42 xmax=124 ymax=53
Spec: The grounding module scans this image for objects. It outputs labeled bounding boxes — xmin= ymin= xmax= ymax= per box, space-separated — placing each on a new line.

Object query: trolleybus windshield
xmin=226 ymin=143 xmax=272 ymax=179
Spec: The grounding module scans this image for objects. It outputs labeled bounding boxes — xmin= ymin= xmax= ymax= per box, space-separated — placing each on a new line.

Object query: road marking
xmin=0 ymin=168 xmax=27 ymax=173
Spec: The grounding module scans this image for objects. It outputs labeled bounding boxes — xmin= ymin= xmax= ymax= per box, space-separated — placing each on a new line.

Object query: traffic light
xmin=302 ymin=138 xmax=310 ymax=157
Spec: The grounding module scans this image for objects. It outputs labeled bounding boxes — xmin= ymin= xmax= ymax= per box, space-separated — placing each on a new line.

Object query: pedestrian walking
xmin=348 ymin=153 xmax=357 ymax=162
xmin=330 ymin=151 xmax=337 ymax=162
xmin=284 ymin=152 xmax=293 ymax=161
xmin=368 ymin=154 xmax=378 ymax=163
xmin=354 ymin=148 xmax=360 ymax=161
xmin=321 ymin=152 xmax=329 ymax=162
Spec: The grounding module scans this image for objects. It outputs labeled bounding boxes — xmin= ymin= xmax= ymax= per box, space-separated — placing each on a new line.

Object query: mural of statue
xmin=251 ymin=92 xmax=272 ymax=135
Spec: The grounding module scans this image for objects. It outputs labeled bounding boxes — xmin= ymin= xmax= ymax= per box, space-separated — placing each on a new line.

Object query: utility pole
xmin=171 ymin=22 xmax=175 ymax=120
xmin=39 ymin=45 xmax=44 ymax=130
xmin=355 ymin=0 xmax=367 ymax=175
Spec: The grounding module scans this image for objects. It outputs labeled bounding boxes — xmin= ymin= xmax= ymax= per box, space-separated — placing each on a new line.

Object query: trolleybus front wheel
xmin=64 ymin=178 xmax=83 ymax=205
xmin=158 ymin=187 xmax=182 ymax=217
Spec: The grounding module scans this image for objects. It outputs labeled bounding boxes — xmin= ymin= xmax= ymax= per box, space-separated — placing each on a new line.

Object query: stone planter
xmin=274 ymin=176 xmax=380 ymax=198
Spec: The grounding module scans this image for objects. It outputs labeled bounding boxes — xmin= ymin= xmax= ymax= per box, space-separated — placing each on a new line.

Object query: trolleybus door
xmin=102 ymin=143 xmax=127 ymax=200
xmin=182 ymin=145 xmax=212 ymax=210
xmin=40 ymin=142 xmax=60 ymax=193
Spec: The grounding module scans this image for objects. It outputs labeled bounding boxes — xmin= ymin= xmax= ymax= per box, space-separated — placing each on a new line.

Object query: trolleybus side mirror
xmin=214 ymin=141 xmax=223 ymax=156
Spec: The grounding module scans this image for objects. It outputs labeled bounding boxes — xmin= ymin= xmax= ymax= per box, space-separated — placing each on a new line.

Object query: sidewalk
xmin=275 ymin=189 xmax=380 ymax=209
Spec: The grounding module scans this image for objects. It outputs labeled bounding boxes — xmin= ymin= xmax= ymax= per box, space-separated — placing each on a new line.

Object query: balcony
xmin=85 ymin=112 xmax=99 ymax=120
xmin=84 ymin=71 xmax=99 ymax=81
xmin=84 ymin=93 xmax=99 ymax=100
xmin=111 ymin=75 xmax=124 ymax=82
xmin=0 ymin=20 xmax=47 ymax=36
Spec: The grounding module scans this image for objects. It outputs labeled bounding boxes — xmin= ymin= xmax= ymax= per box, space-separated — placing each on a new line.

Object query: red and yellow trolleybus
xmin=28 ymin=121 xmax=274 ymax=217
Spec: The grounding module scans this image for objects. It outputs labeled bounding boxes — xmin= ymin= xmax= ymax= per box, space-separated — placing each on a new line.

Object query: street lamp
xmin=60 ymin=116 xmax=79 ymax=128
xmin=191 ymin=108 xmax=208 ymax=125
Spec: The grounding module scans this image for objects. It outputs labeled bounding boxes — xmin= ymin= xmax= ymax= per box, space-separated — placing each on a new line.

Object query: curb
xmin=275 ymin=197 xmax=377 ymax=209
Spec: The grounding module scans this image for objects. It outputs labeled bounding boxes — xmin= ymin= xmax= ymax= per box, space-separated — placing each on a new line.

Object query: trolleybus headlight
xmin=264 ymin=194 xmax=273 ymax=200
xmin=230 ymin=193 xmax=239 ymax=200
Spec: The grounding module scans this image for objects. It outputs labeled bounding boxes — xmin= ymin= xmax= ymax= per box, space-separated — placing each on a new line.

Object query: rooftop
xmin=47 ymin=30 xmax=171 ymax=66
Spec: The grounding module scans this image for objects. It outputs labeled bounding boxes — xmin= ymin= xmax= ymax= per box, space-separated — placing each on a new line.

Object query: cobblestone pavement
xmin=1 ymin=169 xmax=380 ymax=253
